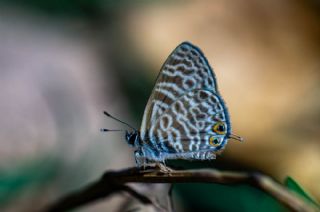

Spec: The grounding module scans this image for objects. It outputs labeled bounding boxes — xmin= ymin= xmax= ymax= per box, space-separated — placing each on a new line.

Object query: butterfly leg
xmin=134 ymin=150 xmax=147 ymax=168
xmin=155 ymin=162 xmax=174 ymax=174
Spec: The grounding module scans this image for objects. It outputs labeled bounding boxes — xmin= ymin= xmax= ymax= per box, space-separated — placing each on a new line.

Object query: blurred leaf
xmin=0 ymin=0 xmax=165 ymax=19
xmin=0 ymin=157 xmax=59 ymax=206
xmin=0 ymin=0 xmax=104 ymax=18
xmin=174 ymin=182 xmax=286 ymax=212
xmin=285 ymin=176 xmax=319 ymax=207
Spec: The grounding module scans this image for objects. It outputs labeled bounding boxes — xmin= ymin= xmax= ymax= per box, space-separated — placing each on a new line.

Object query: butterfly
xmin=103 ymin=42 xmax=243 ymax=167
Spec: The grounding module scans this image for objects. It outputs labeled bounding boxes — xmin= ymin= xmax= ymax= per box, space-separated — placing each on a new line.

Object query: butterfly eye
xmin=213 ymin=122 xmax=226 ymax=135
xmin=209 ymin=136 xmax=221 ymax=147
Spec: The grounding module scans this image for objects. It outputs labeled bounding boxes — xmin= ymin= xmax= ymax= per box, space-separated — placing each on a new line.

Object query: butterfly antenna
xmin=100 ymin=128 xmax=125 ymax=132
xmin=229 ymin=133 xmax=244 ymax=142
xmin=103 ymin=111 xmax=136 ymax=130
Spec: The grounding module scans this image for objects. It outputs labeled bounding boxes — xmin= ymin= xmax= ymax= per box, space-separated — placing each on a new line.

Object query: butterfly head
xmin=125 ymin=131 xmax=140 ymax=147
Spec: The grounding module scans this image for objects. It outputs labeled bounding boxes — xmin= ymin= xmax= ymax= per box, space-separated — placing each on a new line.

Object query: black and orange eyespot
xmin=209 ymin=136 xmax=221 ymax=147
xmin=212 ymin=122 xmax=226 ymax=135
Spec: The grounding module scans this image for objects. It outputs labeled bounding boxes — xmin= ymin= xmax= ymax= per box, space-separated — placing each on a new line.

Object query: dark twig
xmin=44 ymin=167 xmax=319 ymax=212
xmin=44 ymin=171 xmax=155 ymax=212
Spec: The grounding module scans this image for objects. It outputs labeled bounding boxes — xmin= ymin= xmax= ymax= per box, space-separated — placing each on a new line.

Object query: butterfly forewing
xmin=140 ymin=42 xmax=219 ymax=141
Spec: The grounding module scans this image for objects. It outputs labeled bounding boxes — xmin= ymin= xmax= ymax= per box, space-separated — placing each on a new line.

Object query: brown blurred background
xmin=0 ymin=0 xmax=319 ymax=211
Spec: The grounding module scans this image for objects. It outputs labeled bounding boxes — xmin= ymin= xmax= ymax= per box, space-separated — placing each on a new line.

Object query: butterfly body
xmin=122 ymin=42 xmax=240 ymax=167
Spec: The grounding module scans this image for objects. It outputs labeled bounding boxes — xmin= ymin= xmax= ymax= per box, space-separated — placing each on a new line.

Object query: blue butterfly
xmin=103 ymin=42 xmax=242 ymax=167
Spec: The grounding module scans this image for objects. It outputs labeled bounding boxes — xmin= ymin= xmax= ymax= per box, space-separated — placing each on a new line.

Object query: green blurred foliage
xmin=174 ymin=183 xmax=285 ymax=212
xmin=0 ymin=158 xmax=59 ymax=206
xmin=0 ymin=0 xmax=103 ymax=18
xmin=172 ymin=176 xmax=320 ymax=211
xmin=0 ymin=0 xmax=163 ymax=19
xmin=285 ymin=177 xmax=319 ymax=208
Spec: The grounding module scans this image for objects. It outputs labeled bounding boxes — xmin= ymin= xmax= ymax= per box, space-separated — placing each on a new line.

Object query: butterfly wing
xmin=140 ymin=42 xmax=219 ymax=142
xmin=149 ymin=89 xmax=230 ymax=160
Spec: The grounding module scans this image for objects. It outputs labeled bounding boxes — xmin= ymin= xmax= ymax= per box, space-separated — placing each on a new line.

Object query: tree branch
xmin=44 ymin=167 xmax=318 ymax=212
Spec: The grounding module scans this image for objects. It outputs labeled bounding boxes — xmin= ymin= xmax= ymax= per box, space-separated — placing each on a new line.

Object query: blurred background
xmin=0 ymin=0 xmax=319 ymax=211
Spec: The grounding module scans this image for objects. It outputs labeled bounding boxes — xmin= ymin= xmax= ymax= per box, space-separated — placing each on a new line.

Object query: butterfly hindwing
xmin=148 ymin=90 xmax=230 ymax=160
xmin=140 ymin=42 xmax=219 ymax=141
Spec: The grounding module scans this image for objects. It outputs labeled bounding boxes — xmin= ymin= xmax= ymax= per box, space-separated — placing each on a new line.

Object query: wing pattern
xmin=149 ymin=90 xmax=230 ymax=157
xmin=140 ymin=42 xmax=218 ymax=142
